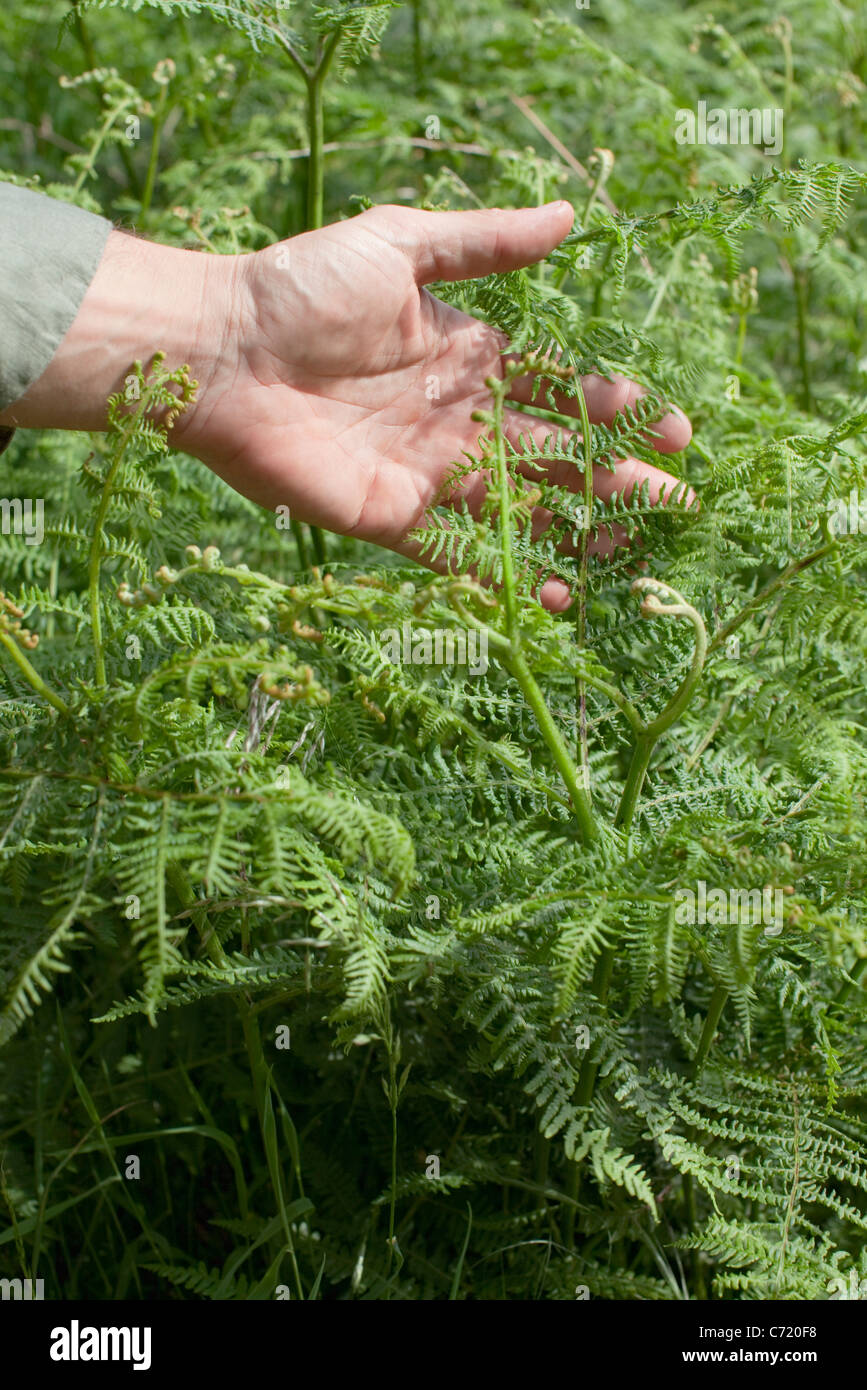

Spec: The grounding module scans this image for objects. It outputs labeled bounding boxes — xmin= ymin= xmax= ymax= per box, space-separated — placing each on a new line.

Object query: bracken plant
xmin=0 ymin=0 xmax=866 ymax=1301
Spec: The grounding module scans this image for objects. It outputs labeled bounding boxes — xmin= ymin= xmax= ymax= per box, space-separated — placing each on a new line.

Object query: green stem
xmin=643 ymin=240 xmax=683 ymax=331
xmin=487 ymin=380 xmax=519 ymax=640
xmin=304 ymin=30 xmax=341 ymax=231
xmin=572 ymin=581 xmax=708 ymax=1181
xmin=574 ymin=946 xmax=615 ymax=1112
xmin=267 ymin=24 xmax=310 ymax=80
xmin=291 ymin=519 xmax=311 ymax=571
xmin=614 ymin=731 xmax=653 ymax=833
xmin=310 ymin=527 xmax=327 ymax=567
xmin=591 ymin=241 xmax=614 ymax=317
xmin=301 ymin=32 xmax=341 ymax=567
xmin=693 ymin=984 xmax=729 ymax=1073
xmin=305 ymin=72 xmax=325 ymax=234
xmin=642 ymin=609 xmax=707 ymax=739
xmin=580 ymin=675 xmax=644 ymax=736
xmin=793 ymin=261 xmax=813 ymax=413
xmin=69 ymin=4 xmax=142 ymax=195
xmin=835 ymin=955 xmax=867 ymax=1006
xmin=89 ymin=417 xmax=139 ymax=687
xmin=411 ymin=0 xmax=424 ymax=94
xmin=613 ymin=581 xmax=708 ymax=834
xmin=0 ymin=631 xmax=70 ymax=716
xmin=583 ymin=149 xmax=614 ymax=228
xmin=683 ymin=1172 xmax=707 ymax=1298
xmin=139 ymin=81 xmax=168 ymax=225
xmin=504 ymin=649 xmax=597 ymax=843
xmin=72 ymin=95 xmax=137 ymax=195
xmin=735 ymin=311 xmax=747 ymax=369
xmin=709 ymin=542 xmax=835 ymax=655
xmin=566 ymin=943 xmax=616 ymax=1235
xmin=69 ymin=1 xmax=97 ymax=69
xmin=572 ymin=378 xmax=594 ymax=788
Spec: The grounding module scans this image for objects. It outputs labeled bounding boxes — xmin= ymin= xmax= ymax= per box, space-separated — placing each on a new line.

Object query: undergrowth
xmin=0 ymin=0 xmax=866 ymax=1300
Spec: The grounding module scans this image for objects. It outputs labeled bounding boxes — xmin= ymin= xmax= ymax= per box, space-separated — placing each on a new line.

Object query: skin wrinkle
xmin=300 ymin=224 xmax=413 ymax=372
xmin=295 ymin=402 xmax=423 ymax=540
xmin=336 ymin=445 xmax=380 ymax=540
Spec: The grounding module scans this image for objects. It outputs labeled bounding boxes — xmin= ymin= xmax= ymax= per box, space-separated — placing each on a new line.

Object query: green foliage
xmin=1 ymin=0 xmax=866 ymax=1302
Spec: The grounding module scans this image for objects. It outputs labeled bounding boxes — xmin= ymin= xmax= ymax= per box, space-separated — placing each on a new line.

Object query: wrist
xmin=0 ymin=229 xmax=240 ymax=437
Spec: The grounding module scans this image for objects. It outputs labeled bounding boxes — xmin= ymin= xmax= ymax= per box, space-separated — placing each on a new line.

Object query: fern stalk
xmin=615 ymin=731 xmax=654 ymax=833
xmin=304 ymin=31 xmax=341 ymax=233
xmin=302 ymin=29 xmax=342 ymax=569
xmin=708 ymin=541 xmax=836 ymax=654
xmin=504 ymin=649 xmax=597 ymax=842
xmin=572 ymin=581 xmax=708 ymax=1182
xmin=138 ymin=75 xmax=169 ymax=225
xmin=793 ymin=260 xmax=813 ymax=413
xmin=68 ymin=3 xmax=141 ymax=195
xmin=692 ymin=983 xmax=729 ymax=1074
xmin=481 ymin=371 xmax=520 ymax=639
xmin=89 ymin=414 xmax=139 ymax=686
xmin=0 ymin=630 xmax=69 ymax=716
xmin=571 ymin=375 xmax=594 ymax=788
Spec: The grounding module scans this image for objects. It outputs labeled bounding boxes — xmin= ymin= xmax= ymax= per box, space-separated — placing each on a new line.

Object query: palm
xmin=173 ymin=203 xmax=691 ymax=589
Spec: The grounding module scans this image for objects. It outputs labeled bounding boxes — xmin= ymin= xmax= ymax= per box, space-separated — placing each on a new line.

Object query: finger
xmin=437 ymin=462 xmax=631 ymax=557
xmin=365 ymin=201 xmax=575 ymax=286
xmin=538 ymin=576 xmax=573 ymax=612
xmin=530 ymin=506 xmax=631 ymax=560
xmin=392 ymin=465 xmax=628 ymax=615
xmin=507 ymin=368 xmax=693 ymax=454
xmin=389 ymin=520 xmax=578 ymax=615
xmin=501 ymin=408 xmax=694 ymax=507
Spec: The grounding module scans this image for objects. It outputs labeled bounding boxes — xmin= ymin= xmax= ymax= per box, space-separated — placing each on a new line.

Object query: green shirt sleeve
xmin=0 ymin=183 xmax=112 ymax=453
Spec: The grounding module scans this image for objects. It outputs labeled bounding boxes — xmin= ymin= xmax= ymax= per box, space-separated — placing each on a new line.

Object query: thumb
xmin=366 ymin=201 xmax=575 ymax=286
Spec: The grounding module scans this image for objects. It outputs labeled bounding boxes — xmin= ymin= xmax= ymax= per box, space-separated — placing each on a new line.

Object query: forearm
xmin=0 ymin=228 xmax=238 ymax=435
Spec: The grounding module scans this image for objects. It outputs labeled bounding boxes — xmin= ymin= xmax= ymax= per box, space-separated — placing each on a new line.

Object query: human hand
xmin=1 ymin=201 xmax=692 ymax=607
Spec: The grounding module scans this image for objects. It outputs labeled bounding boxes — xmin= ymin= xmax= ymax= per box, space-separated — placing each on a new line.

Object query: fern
xmin=1 ymin=0 xmax=866 ymax=1307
